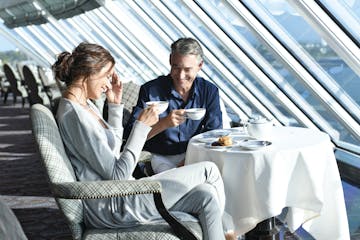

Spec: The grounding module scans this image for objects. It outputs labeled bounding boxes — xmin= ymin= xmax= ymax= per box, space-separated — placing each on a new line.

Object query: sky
xmin=0 ymin=34 xmax=16 ymax=52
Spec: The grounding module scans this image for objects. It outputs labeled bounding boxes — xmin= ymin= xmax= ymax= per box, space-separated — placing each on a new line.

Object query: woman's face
xmin=86 ymin=62 xmax=114 ymax=100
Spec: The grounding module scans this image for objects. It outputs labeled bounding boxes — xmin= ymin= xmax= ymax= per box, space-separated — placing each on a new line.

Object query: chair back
xmin=22 ymin=65 xmax=43 ymax=105
xmin=122 ymin=81 xmax=140 ymax=127
xmin=3 ymin=64 xmax=23 ymax=97
xmin=101 ymin=81 xmax=140 ymax=126
xmin=30 ymin=104 xmax=84 ymax=239
xmin=37 ymin=66 xmax=56 ymax=87
xmin=37 ymin=66 xmax=61 ymax=113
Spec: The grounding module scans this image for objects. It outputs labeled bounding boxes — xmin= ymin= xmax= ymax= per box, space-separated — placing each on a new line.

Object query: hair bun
xmin=52 ymin=51 xmax=72 ymax=84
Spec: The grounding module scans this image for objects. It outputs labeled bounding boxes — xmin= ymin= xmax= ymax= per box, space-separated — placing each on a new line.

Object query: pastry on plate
xmin=211 ymin=135 xmax=233 ymax=146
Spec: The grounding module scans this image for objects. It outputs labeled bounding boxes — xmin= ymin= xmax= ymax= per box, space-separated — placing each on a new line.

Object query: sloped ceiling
xmin=1 ymin=0 xmax=29 ymax=9
xmin=0 ymin=0 xmax=101 ymax=28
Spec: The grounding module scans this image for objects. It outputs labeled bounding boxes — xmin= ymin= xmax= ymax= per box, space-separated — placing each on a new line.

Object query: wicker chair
xmin=30 ymin=103 xmax=202 ymax=240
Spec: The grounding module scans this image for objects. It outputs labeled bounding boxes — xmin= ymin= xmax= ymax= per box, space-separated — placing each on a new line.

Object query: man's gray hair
xmin=171 ymin=38 xmax=203 ymax=63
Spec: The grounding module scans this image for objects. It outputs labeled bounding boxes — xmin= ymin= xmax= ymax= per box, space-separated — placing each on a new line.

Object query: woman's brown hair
xmin=52 ymin=42 xmax=115 ymax=86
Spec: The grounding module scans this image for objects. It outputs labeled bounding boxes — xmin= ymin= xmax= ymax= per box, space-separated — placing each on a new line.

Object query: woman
xmin=53 ymin=42 xmax=235 ymax=240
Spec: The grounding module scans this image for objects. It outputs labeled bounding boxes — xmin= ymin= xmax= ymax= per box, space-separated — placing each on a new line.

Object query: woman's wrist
xmin=107 ymin=101 xmax=121 ymax=105
xmin=107 ymin=97 xmax=121 ymax=105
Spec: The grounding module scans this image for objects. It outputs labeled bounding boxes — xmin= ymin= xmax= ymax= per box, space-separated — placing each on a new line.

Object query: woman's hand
xmin=106 ymin=71 xmax=122 ymax=104
xmin=138 ymin=106 xmax=159 ymax=127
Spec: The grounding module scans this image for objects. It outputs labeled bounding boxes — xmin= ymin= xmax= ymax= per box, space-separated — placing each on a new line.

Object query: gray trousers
xmin=148 ymin=161 xmax=228 ymax=240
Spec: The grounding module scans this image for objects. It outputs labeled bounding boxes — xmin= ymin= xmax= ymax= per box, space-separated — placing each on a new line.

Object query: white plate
xmin=229 ymin=127 xmax=246 ymax=133
xmin=203 ymin=129 xmax=231 ymax=138
xmin=229 ymin=129 xmax=247 ymax=136
xmin=205 ymin=140 xmax=240 ymax=149
xmin=230 ymin=127 xmax=245 ymax=131
xmin=196 ymin=137 xmax=218 ymax=144
xmin=232 ymin=136 xmax=256 ymax=142
xmin=238 ymin=140 xmax=272 ymax=150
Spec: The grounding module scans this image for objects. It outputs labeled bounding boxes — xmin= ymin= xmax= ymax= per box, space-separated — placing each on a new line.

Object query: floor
xmin=343 ymin=182 xmax=360 ymax=239
xmin=0 ymin=100 xmax=360 ymax=240
xmin=290 ymin=181 xmax=360 ymax=240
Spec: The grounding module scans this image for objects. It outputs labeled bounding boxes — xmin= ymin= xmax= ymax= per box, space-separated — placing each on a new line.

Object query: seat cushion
xmin=83 ymin=221 xmax=202 ymax=240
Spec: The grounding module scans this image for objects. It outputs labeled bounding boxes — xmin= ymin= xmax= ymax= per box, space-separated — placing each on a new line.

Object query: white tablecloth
xmin=185 ymin=126 xmax=349 ymax=240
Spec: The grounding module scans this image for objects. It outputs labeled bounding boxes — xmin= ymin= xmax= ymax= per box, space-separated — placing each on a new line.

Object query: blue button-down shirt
xmin=125 ymin=75 xmax=222 ymax=155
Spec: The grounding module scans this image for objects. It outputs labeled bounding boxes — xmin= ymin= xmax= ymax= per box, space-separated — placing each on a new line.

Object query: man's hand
xmin=146 ymin=109 xmax=186 ymax=139
xmin=162 ymin=109 xmax=186 ymax=128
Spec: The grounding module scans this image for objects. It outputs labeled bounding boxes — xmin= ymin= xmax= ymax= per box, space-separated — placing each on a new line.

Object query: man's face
xmin=169 ymin=53 xmax=203 ymax=92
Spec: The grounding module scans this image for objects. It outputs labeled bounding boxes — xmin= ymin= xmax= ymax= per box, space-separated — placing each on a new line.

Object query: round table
xmin=185 ymin=126 xmax=349 ymax=240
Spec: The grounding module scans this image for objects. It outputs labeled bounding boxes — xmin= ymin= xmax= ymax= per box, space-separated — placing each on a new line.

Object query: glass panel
xmin=196 ymin=0 xmax=301 ymax=126
xmin=66 ymin=14 xmax=136 ymax=80
xmin=42 ymin=21 xmax=80 ymax=50
xmin=113 ymin=1 xmax=170 ymax=62
xmin=94 ymin=8 xmax=166 ymax=78
xmin=14 ymin=28 xmax=54 ymax=63
xmin=21 ymin=27 xmax=54 ymax=55
xmin=135 ymin=0 xmax=183 ymax=40
xmin=253 ymin=0 xmax=360 ymax=121
xmin=28 ymin=25 xmax=62 ymax=54
xmin=318 ymin=0 xmax=360 ymax=44
xmin=86 ymin=11 xmax=156 ymax=82
xmin=202 ymin=64 xmax=253 ymax=119
xmin=87 ymin=10 xmax=152 ymax=76
xmin=106 ymin=0 xmax=178 ymax=83
xmin=242 ymin=0 xmax=360 ymax=150
xmin=0 ymin=25 xmax=50 ymax=66
xmin=59 ymin=20 xmax=87 ymax=43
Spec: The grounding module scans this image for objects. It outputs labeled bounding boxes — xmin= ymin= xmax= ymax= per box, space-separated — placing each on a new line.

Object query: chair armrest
xmin=53 ymin=180 xmax=198 ymax=239
xmin=52 ymin=180 xmax=161 ymax=199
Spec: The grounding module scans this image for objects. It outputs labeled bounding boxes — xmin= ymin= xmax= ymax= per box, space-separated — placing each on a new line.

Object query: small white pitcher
xmin=245 ymin=117 xmax=273 ymax=140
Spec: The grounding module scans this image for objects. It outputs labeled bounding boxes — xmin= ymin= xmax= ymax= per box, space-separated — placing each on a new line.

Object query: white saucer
xmin=238 ymin=140 xmax=272 ymax=150
xmin=232 ymin=136 xmax=256 ymax=142
xmin=205 ymin=140 xmax=241 ymax=149
xmin=203 ymin=129 xmax=231 ymax=138
xmin=228 ymin=127 xmax=247 ymax=136
xmin=196 ymin=137 xmax=218 ymax=144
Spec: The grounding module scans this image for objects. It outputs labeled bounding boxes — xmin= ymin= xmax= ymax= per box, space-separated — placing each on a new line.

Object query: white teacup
xmin=185 ymin=108 xmax=206 ymax=120
xmin=146 ymin=101 xmax=169 ymax=114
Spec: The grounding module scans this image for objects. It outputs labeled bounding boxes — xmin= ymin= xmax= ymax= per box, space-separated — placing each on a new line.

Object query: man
xmin=125 ymin=37 xmax=223 ymax=174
